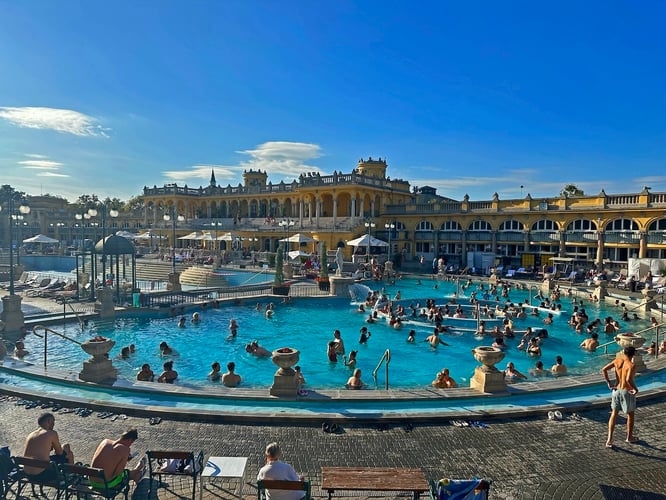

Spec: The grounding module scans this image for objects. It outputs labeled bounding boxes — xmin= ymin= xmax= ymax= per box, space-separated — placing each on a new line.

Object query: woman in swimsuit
xmin=504 ymin=362 xmax=527 ymax=383
xmin=346 ymin=369 xmax=364 ymax=389
xmin=157 ymin=360 xmax=178 ymax=384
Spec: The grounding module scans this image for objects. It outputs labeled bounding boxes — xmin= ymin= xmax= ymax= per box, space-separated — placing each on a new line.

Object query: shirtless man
xmin=602 ymin=346 xmax=639 ymax=447
xmin=221 ymin=361 xmax=241 ymax=387
xmin=551 ymin=355 xmax=567 ymax=376
xmin=91 ymin=429 xmax=145 ymax=488
xmin=23 ymin=413 xmax=74 ymax=477
xmin=424 ymin=330 xmax=449 ymax=348
xmin=580 ymin=333 xmax=600 ymax=352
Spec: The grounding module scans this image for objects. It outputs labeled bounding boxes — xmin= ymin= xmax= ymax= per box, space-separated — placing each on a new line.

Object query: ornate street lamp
xmin=88 ymin=202 xmax=119 ymax=287
xmin=385 ymin=222 xmax=395 ymax=262
xmin=164 ymin=208 xmax=185 ymax=276
xmin=0 ymin=193 xmax=30 ymax=295
xmin=365 ymin=220 xmax=376 ymax=263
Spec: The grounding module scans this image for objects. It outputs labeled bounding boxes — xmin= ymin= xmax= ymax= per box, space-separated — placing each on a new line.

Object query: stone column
xmin=1 ymin=295 xmax=25 ymax=340
xmin=168 ymin=272 xmax=182 ymax=292
xmin=640 ymin=288 xmax=657 ymax=313
xmin=330 ymin=276 xmax=354 ymax=298
xmin=593 ymin=280 xmax=608 ymax=301
xmin=96 ymin=287 xmax=116 ymax=319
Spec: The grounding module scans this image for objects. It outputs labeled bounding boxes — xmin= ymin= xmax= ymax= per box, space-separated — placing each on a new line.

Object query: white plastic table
xmin=199 ymin=456 xmax=248 ymax=499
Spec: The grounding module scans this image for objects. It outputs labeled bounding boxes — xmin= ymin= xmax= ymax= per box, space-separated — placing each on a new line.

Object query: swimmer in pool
xmin=228 ymin=319 xmax=238 ymax=337
xmin=407 ymin=329 xmax=416 ymax=343
xmin=192 ymin=312 xmax=201 ymax=324
xmin=177 ymin=316 xmax=186 ymax=328
xmin=246 ymin=340 xmax=271 ymax=357
xmin=343 ymin=350 xmax=358 ymax=369
xmin=424 ymin=330 xmax=449 ymax=348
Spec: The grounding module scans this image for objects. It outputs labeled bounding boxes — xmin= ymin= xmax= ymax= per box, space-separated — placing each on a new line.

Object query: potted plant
xmin=272 ymin=242 xmax=290 ymax=296
xmin=317 ymin=242 xmax=330 ymax=291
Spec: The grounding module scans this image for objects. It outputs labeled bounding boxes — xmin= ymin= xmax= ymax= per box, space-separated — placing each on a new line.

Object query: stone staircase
xmin=178 ymin=266 xmax=228 ymax=287
xmin=133 ymin=259 xmax=189 ymax=281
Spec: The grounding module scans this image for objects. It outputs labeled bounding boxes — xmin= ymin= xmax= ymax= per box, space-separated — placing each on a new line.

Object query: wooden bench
xmin=257 ymin=479 xmax=311 ymax=500
xmin=12 ymin=456 xmax=67 ymax=499
xmin=147 ymin=450 xmax=204 ymax=500
xmin=60 ymin=463 xmax=129 ymax=499
xmin=321 ymin=467 xmax=428 ymax=499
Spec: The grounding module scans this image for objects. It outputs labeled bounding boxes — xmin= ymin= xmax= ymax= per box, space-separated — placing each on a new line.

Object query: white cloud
xmin=163 ymin=141 xmax=323 ymax=184
xmin=0 ymin=106 xmax=109 ymax=137
xmin=24 ymin=153 xmax=48 ymax=159
xmin=19 ymin=160 xmax=63 ymax=169
xmin=37 ymin=172 xmax=70 ymax=178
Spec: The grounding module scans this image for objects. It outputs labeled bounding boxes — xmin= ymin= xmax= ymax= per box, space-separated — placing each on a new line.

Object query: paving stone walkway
xmin=2 ymin=394 xmax=666 ymax=499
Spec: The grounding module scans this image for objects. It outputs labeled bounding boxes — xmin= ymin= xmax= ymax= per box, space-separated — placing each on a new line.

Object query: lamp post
xmin=365 ymin=220 xmax=375 ymax=263
xmin=1 ymin=188 xmax=30 ymax=336
xmin=164 ymin=207 xmax=185 ymax=276
xmin=12 ymin=214 xmax=27 ymax=265
xmin=385 ymin=222 xmax=395 ymax=263
xmin=88 ymin=202 xmax=119 ymax=287
xmin=1 ymin=192 xmax=30 ymax=295
xmin=279 ymin=219 xmax=295 ymax=248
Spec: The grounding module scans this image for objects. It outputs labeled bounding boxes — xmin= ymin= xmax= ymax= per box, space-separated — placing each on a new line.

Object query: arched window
xmin=393 ymin=221 xmax=406 ymax=230
xmin=416 ymin=221 xmax=433 ymax=231
xmin=648 ymin=218 xmax=666 ymax=231
xmin=566 ymin=219 xmax=597 ymax=231
xmin=468 ymin=220 xmax=491 ymax=231
xmin=498 ymin=220 xmax=524 ymax=231
xmin=440 ymin=221 xmax=462 ymax=231
xmin=607 ymin=219 xmax=638 ymax=231
xmin=531 ymin=220 xmax=557 ymax=231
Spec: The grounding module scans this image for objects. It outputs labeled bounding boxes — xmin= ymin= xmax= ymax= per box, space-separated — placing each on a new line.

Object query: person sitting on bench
xmin=23 ymin=412 xmax=74 ymax=480
xmin=257 ymin=442 xmax=305 ymax=500
xmin=91 ymin=429 xmax=145 ymax=488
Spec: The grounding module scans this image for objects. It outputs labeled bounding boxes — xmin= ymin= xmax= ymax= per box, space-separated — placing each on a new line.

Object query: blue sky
xmin=1 ymin=1 xmax=665 ymax=203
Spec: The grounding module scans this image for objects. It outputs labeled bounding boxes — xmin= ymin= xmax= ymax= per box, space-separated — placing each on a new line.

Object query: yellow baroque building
xmin=141 ymin=157 xmax=666 ymax=271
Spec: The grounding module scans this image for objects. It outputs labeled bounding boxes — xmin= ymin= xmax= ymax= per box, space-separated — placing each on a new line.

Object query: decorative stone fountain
xmin=95 ymin=287 xmax=116 ymax=319
xmin=615 ymin=333 xmax=647 ymax=372
xmin=470 ymin=346 xmax=507 ymax=393
xmin=79 ymin=337 xmax=117 ymax=384
xmin=269 ymin=347 xmax=300 ymax=397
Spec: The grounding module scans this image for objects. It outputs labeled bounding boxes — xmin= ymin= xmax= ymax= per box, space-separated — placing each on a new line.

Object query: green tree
xmin=274 ymin=242 xmax=285 ymax=285
xmin=560 ymin=184 xmax=585 ymax=197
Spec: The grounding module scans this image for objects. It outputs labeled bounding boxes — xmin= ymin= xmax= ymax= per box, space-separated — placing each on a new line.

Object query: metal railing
xmin=32 ymin=324 xmax=82 ymax=369
xmin=372 ymin=349 xmax=391 ymax=390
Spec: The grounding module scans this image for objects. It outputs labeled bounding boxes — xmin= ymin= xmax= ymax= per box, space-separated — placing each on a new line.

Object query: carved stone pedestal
xmin=79 ymin=339 xmax=117 ymax=385
xmin=330 ymin=276 xmax=354 ymax=298
xmin=270 ymin=348 xmax=300 ymax=397
xmin=470 ymin=365 xmax=507 ymax=393
xmin=1 ymin=294 xmax=25 ymax=340
xmin=167 ymin=272 xmax=182 ymax=292
xmin=470 ymin=346 xmax=507 ymax=393
xmin=96 ymin=287 xmax=116 ymax=319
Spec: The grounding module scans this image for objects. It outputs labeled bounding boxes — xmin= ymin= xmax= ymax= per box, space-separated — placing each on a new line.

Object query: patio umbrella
xmin=178 ymin=231 xmax=206 ymax=240
xmin=22 ymin=234 xmax=59 ymax=244
xmin=115 ymin=230 xmax=138 ymax=240
xmin=135 ymin=230 xmax=165 ymax=240
xmin=345 ymin=234 xmax=389 ymax=247
xmin=217 ymin=232 xmax=237 ymax=241
xmin=279 ymin=233 xmax=318 ymax=244
xmin=288 ymin=250 xmax=311 ymax=260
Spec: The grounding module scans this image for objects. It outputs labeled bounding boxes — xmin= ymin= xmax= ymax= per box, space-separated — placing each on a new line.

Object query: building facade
xmin=3 ymin=157 xmax=666 ymax=272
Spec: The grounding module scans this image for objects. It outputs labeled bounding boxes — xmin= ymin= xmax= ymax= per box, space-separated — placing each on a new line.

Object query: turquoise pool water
xmin=17 ymin=278 xmax=653 ymax=390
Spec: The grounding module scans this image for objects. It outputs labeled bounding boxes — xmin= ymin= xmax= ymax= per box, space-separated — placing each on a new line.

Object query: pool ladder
xmin=32 ymin=324 xmax=82 ymax=369
xmin=372 ymin=349 xmax=391 ymax=390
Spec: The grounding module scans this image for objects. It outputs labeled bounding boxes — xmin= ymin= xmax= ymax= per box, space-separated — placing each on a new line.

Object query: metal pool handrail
xmin=372 ymin=349 xmax=391 ymax=390
xmin=32 ymin=324 xmax=82 ymax=369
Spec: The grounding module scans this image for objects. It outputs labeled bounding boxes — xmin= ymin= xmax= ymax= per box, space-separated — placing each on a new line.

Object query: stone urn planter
xmin=81 ymin=338 xmax=116 ymax=358
xmin=614 ymin=334 xmax=646 ymax=350
xmin=270 ymin=347 xmax=300 ymax=397
xmin=271 ymin=347 xmax=300 ymax=375
xmin=470 ymin=346 xmax=507 ymax=393
xmin=79 ymin=337 xmax=117 ymax=384
xmin=472 ymin=346 xmax=506 ymax=369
